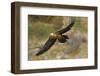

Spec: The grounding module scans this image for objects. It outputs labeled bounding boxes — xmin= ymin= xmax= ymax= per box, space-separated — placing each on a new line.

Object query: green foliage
xmin=74 ymin=18 xmax=81 ymax=29
xmin=28 ymin=22 xmax=55 ymax=40
xmin=73 ymin=17 xmax=87 ymax=33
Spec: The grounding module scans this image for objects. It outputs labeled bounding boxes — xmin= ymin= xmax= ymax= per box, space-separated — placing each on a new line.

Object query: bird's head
xmin=50 ymin=33 xmax=57 ymax=39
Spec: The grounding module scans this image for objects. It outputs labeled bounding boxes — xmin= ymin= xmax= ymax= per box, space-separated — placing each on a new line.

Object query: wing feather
xmin=36 ymin=37 xmax=56 ymax=56
xmin=57 ymin=20 xmax=75 ymax=34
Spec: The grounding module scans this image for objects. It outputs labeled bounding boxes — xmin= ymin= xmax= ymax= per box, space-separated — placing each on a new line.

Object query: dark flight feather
xmin=36 ymin=37 xmax=56 ymax=56
xmin=57 ymin=20 xmax=75 ymax=34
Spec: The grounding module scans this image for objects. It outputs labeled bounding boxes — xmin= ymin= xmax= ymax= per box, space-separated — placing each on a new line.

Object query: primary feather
xmin=36 ymin=37 xmax=56 ymax=56
xmin=57 ymin=20 xmax=75 ymax=34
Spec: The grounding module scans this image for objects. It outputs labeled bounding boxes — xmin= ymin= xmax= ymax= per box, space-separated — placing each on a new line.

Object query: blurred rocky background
xmin=28 ymin=15 xmax=88 ymax=61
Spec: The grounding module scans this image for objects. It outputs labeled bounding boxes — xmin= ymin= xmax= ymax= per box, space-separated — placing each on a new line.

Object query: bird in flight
xmin=36 ymin=20 xmax=75 ymax=56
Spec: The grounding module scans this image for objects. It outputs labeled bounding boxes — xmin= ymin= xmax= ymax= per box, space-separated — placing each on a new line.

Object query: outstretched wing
xmin=36 ymin=37 xmax=56 ymax=56
xmin=57 ymin=20 xmax=75 ymax=34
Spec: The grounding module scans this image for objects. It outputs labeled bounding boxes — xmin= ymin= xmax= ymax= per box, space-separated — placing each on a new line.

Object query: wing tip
xmin=36 ymin=51 xmax=43 ymax=56
xmin=36 ymin=53 xmax=40 ymax=56
xmin=70 ymin=19 xmax=75 ymax=25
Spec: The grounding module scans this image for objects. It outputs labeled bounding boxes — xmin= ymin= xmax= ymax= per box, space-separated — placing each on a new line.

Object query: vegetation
xmin=28 ymin=15 xmax=88 ymax=61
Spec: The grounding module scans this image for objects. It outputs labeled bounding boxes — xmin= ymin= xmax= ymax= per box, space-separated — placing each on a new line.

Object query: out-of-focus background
xmin=28 ymin=15 xmax=88 ymax=61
